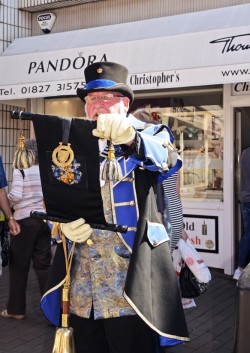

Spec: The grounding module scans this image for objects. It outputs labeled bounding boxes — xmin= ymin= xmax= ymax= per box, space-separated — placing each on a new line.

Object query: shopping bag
xmin=172 ymin=247 xmax=196 ymax=307
xmin=179 ymin=260 xmax=209 ymax=298
xmin=178 ymin=238 xmax=211 ymax=283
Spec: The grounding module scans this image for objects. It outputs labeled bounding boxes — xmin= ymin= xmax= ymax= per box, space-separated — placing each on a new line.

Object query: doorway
xmin=234 ymin=106 xmax=250 ymax=267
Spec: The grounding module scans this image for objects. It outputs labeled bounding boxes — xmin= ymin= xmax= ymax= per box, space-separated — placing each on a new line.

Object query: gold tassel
xmin=12 ymin=135 xmax=36 ymax=170
xmin=13 ymin=112 xmax=36 ymax=170
xmin=102 ymin=140 xmax=122 ymax=181
xmin=52 ymin=327 xmax=75 ymax=353
xmin=51 ymin=232 xmax=76 ymax=353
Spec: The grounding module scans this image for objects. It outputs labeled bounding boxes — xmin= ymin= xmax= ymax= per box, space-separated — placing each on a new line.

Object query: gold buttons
xmin=129 ymin=201 xmax=135 ymax=206
xmin=86 ymin=239 xmax=93 ymax=245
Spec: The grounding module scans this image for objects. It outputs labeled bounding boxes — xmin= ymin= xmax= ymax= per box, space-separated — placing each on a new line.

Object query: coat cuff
xmin=147 ymin=221 xmax=170 ymax=247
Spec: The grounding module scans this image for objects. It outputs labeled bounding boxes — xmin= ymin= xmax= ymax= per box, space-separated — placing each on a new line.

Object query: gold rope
xmin=60 ymin=229 xmax=76 ymax=328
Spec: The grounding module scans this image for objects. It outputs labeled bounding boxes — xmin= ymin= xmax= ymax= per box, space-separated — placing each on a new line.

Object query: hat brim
xmin=77 ymin=83 xmax=134 ymax=105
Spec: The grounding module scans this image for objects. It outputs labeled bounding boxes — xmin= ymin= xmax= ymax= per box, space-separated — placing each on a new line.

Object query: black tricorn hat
xmin=77 ymin=61 xmax=134 ymax=104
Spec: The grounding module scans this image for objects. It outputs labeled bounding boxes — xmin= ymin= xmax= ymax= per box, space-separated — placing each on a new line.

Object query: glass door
xmin=234 ymin=106 xmax=250 ymax=266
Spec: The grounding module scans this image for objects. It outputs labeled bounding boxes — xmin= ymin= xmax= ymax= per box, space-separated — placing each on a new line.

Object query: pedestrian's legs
xmin=238 ymin=202 xmax=250 ymax=268
xmin=7 ymin=219 xmax=34 ymax=315
xmin=32 ymin=219 xmax=51 ymax=295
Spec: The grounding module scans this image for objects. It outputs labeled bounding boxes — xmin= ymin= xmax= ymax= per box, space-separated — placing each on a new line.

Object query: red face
xmin=84 ymin=91 xmax=130 ymax=120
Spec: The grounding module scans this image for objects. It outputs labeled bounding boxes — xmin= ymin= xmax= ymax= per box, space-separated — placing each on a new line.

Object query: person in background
xmin=0 ymin=155 xmax=20 ymax=276
xmin=41 ymin=62 xmax=189 ymax=353
xmin=0 ymin=155 xmax=20 ymax=235
xmin=233 ymin=146 xmax=250 ymax=280
xmin=0 ymin=139 xmax=51 ymax=320
xmin=162 ymin=170 xmax=188 ymax=251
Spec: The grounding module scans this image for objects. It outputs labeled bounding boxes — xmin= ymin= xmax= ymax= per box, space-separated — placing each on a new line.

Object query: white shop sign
xmin=232 ymin=82 xmax=250 ymax=95
xmin=0 ymin=24 xmax=250 ymax=99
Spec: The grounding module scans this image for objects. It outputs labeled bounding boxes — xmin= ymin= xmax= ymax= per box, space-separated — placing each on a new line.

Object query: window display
xmin=165 ymin=107 xmax=223 ymax=201
xmin=132 ymin=90 xmax=223 ymax=201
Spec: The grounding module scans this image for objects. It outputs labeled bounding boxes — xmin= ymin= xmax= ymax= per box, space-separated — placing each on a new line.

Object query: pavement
xmin=0 ymin=266 xmax=237 ymax=353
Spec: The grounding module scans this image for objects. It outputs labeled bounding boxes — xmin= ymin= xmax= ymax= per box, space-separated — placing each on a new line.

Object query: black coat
xmin=124 ymin=168 xmax=189 ymax=341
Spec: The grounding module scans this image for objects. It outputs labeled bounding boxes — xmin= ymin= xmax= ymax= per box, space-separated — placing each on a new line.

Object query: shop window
xmin=45 ymin=97 xmax=85 ymax=118
xmin=132 ymin=90 xmax=223 ymax=201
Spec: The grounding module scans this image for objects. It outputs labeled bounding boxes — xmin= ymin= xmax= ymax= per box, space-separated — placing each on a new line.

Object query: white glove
xmin=92 ymin=114 xmax=136 ymax=145
xmin=163 ymin=140 xmax=179 ymax=167
xmin=60 ymin=218 xmax=93 ymax=243
xmin=167 ymin=149 xmax=179 ymax=167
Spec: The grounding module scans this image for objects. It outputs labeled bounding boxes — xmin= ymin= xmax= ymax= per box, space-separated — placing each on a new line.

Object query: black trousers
xmin=69 ymin=313 xmax=158 ymax=353
xmin=7 ymin=217 xmax=51 ymax=315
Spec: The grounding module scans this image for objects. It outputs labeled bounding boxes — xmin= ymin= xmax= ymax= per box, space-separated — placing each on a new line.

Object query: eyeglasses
xmin=84 ymin=94 xmax=124 ymax=104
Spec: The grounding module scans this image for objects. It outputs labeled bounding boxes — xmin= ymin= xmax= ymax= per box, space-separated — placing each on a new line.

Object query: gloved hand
xmin=92 ymin=114 xmax=136 ymax=145
xmin=60 ymin=218 xmax=93 ymax=243
xmin=167 ymin=149 xmax=179 ymax=167
xmin=164 ymin=140 xmax=179 ymax=167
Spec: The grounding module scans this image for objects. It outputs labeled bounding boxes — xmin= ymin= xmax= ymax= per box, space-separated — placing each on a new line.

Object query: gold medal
xmin=52 ymin=142 xmax=74 ymax=168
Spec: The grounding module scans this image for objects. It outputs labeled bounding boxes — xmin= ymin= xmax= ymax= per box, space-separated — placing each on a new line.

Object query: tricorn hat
xmin=77 ymin=61 xmax=134 ymax=104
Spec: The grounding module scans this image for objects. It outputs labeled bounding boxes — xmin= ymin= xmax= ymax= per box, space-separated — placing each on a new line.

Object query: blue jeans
xmin=238 ymin=202 xmax=250 ymax=268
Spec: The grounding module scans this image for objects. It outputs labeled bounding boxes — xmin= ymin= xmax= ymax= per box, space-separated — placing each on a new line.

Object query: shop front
xmin=1 ymin=5 xmax=250 ymax=274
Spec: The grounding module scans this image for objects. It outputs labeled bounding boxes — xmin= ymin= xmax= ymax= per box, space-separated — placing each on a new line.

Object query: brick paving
xmin=0 ymin=267 xmax=237 ymax=353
